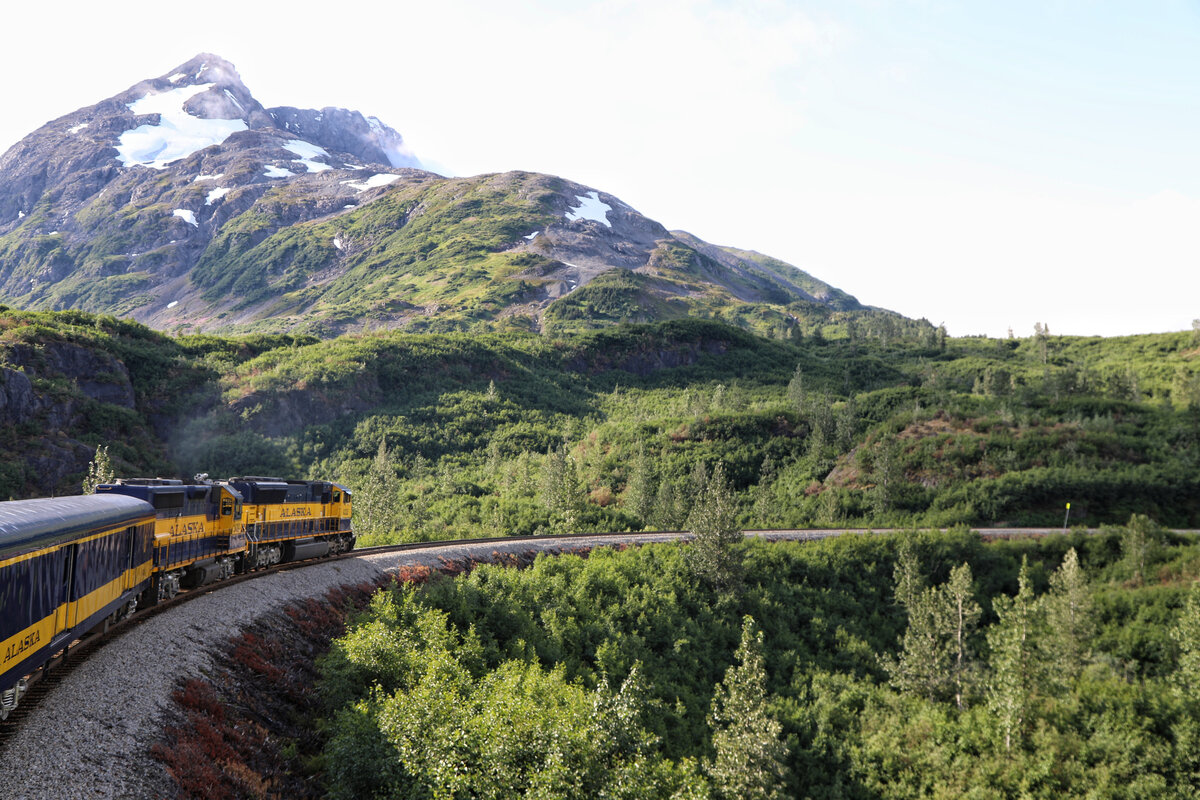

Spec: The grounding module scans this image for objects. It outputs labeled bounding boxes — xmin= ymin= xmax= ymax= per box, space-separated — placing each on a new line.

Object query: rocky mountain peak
xmin=0 ymin=54 xmax=868 ymax=341
xmin=158 ymin=53 xmax=245 ymax=91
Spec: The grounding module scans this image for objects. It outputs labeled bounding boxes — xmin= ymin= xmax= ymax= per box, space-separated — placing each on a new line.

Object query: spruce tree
xmin=540 ymin=444 xmax=583 ymax=534
xmin=786 ymin=364 xmax=805 ymax=413
xmin=650 ymin=479 xmax=680 ymax=531
xmin=1122 ymin=513 xmax=1159 ymax=585
xmin=685 ymin=462 xmax=743 ymax=592
xmin=81 ymin=444 xmax=115 ymax=494
xmin=356 ymin=439 xmax=401 ymax=539
xmin=892 ymin=537 xmax=924 ymax=611
xmin=624 ymin=443 xmax=656 ymax=529
xmin=707 ymin=616 xmax=789 ymax=800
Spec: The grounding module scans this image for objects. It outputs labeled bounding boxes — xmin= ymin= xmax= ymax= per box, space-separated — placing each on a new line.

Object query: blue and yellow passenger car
xmin=0 ymin=495 xmax=155 ymax=719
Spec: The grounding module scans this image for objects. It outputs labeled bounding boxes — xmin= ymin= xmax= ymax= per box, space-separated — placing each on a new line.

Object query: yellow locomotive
xmin=225 ymin=477 xmax=354 ymax=568
xmin=95 ymin=477 xmax=354 ymax=601
xmin=0 ymin=476 xmax=353 ymax=720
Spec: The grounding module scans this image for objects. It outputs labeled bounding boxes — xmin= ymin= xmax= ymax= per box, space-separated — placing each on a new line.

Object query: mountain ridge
xmin=0 ymin=54 xmax=877 ymax=338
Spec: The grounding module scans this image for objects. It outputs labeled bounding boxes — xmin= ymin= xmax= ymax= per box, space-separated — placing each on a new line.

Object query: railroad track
xmin=3 ymin=524 xmax=1193 ymax=745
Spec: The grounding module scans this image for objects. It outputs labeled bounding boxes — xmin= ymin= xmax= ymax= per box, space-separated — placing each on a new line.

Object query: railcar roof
xmin=0 ymin=495 xmax=154 ymax=561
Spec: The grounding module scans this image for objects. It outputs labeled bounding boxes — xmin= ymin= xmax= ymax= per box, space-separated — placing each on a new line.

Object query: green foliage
xmin=884 ymin=552 xmax=980 ymax=707
xmin=320 ymin=582 xmax=706 ymax=799
xmin=317 ymin=528 xmax=1200 ymax=797
xmin=1172 ymin=583 xmax=1200 ymax=694
xmin=354 ymin=440 xmax=402 ymax=541
xmin=987 ymin=557 xmax=1042 ymax=752
xmin=81 ymin=444 xmax=115 ymax=494
xmin=707 ymin=616 xmax=789 ymax=800
xmin=685 ymin=462 xmax=743 ymax=592
xmin=1045 ymin=547 xmax=1096 ymax=683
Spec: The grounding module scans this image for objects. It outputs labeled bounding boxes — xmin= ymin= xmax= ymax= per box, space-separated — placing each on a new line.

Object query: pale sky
xmin=3 ymin=0 xmax=1198 ymax=337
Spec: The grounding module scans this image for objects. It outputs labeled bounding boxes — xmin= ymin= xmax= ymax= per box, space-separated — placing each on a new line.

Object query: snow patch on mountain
xmin=168 ymin=73 xmax=187 ymax=83
xmin=116 ymin=84 xmax=248 ymax=169
xmin=68 ymin=123 xmax=89 ymax=134
xmin=205 ymin=187 xmax=231 ymax=205
xmin=193 ymin=173 xmax=223 ymax=182
xmin=342 ymin=173 xmax=400 ymax=192
xmin=565 ymin=192 xmax=612 ymax=227
xmin=172 ymin=209 xmax=198 ymax=227
xmin=264 ymin=165 xmax=293 ymax=178
xmin=283 ymin=140 xmax=332 ymax=173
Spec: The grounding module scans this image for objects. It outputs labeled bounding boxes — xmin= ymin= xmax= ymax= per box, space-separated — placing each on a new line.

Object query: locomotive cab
xmin=96 ymin=479 xmax=247 ymax=601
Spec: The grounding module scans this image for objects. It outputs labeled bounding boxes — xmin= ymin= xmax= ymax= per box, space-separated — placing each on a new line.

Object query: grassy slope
xmin=2 ymin=309 xmax=1197 ymax=536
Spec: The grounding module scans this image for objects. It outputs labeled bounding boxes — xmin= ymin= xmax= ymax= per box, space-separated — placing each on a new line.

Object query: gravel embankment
xmin=0 ymin=533 xmax=683 ymax=800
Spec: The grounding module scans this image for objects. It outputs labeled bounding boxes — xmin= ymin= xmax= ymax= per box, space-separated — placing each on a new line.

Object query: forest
xmin=315 ymin=520 xmax=1200 ymax=799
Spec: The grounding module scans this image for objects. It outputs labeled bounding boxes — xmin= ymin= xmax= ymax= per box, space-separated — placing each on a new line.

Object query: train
xmin=0 ymin=476 xmax=353 ymax=720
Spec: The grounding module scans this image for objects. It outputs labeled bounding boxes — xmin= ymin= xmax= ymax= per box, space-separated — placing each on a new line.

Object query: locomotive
xmin=0 ymin=476 xmax=353 ymax=720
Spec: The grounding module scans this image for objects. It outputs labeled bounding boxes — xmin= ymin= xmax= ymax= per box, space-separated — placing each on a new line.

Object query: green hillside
xmin=3 ymin=308 xmax=1198 ymax=534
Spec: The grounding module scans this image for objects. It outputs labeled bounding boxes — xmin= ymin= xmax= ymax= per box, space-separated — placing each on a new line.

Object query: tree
xmin=892 ymin=536 xmax=924 ymax=611
xmin=355 ymin=439 xmax=401 ymax=539
xmin=1122 ymin=513 xmax=1160 ymax=585
xmin=751 ymin=455 xmax=777 ymax=527
xmin=944 ymin=562 xmax=981 ymax=710
xmin=707 ymin=616 xmax=789 ymax=800
xmin=1034 ymin=322 xmax=1049 ymax=364
xmin=624 ymin=443 xmax=656 ymax=529
xmin=786 ymin=364 xmax=805 ymax=413
xmin=1172 ymin=583 xmax=1200 ymax=694
xmin=886 ymin=583 xmax=951 ymax=701
xmin=81 ymin=444 xmax=115 ymax=494
xmin=685 ymin=462 xmax=743 ymax=592
xmin=1044 ymin=547 xmax=1094 ymax=683
xmin=646 ymin=479 xmax=676 ymax=530
xmin=834 ymin=398 xmax=857 ymax=453
xmin=870 ymin=439 xmax=903 ymax=517
xmin=885 ymin=545 xmax=980 ymax=707
xmin=987 ymin=557 xmax=1042 ymax=753
xmin=541 ymin=443 xmax=583 ymax=534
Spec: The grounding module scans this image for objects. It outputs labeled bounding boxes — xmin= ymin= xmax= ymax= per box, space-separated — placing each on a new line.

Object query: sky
xmin=2 ymin=0 xmax=1198 ymax=338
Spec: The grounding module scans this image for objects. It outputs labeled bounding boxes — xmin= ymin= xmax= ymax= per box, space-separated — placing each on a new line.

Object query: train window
xmin=221 ymin=498 xmax=233 ymax=516
xmin=332 ymin=491 xmax=341 ymax=502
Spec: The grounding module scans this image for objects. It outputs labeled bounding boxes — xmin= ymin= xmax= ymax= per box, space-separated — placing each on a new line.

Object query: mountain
xmin=0 ymin=54 xmax=872 ymax=337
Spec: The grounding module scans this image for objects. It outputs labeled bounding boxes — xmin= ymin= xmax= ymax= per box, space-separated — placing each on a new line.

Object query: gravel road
xmin=0 ymin=533 xmax=683 ymax=800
